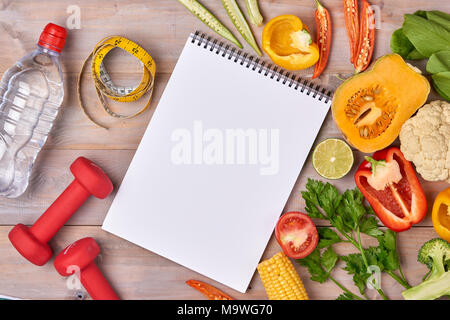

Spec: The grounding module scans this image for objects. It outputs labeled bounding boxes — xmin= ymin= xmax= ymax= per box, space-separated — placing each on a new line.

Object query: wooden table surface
xmin=0 ymin=0 xmax=449 ymax=300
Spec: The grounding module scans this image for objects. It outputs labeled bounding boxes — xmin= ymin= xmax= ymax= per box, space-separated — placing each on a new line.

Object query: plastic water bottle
xmin=0 ymin=23 xmax=67 ymax=198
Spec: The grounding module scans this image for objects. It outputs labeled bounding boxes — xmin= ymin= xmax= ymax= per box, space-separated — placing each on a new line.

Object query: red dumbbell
xmin=54 ymin=237 xmax=119 ymax=300
xmin=8 ymin=157 xmax=113 ymax=266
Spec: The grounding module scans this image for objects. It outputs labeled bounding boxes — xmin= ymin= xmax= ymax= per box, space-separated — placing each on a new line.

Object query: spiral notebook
xmin=102 ymin=32 xmax=332 ymax=293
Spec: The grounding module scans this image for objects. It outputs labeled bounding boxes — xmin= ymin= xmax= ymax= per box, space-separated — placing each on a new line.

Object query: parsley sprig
xmin=297 ymin=179 xmax=411 ymax=300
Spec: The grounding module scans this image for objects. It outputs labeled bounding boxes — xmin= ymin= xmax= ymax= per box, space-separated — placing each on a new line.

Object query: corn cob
xmin=257 ymin=252 xmax=309 ymax=300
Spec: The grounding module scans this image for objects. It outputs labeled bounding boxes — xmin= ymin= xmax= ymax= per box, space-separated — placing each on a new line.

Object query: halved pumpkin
xmin=332 ymin=54 xmax=430 ymax=153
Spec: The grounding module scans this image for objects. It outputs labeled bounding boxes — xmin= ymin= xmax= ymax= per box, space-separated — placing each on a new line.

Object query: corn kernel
xmin=257 ymin=252 xmax=309 ymax=300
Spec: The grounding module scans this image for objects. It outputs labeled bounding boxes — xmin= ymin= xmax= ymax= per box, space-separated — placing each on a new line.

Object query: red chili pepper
xmin=343 ymin=0 xmax=359 ymax=64
xmin=186 ymin=280 xmax=234 ymax=300
xmin=354 ymin=147 xmax=427 ymax=232
xmin=312 ymin=0 xmax=332 ymax=79
xmin=353 ymin=0 xmax=375 ymax=73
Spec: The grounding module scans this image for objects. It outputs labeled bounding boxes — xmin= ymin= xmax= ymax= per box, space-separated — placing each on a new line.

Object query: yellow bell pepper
xmin=432 ymin=188 xmax=450 ymax=242
xmin=262 ymin=15 xmax=320 ymax=71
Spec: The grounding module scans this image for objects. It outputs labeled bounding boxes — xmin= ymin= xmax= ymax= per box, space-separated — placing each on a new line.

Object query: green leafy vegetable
xmin=390 ymin=29 xmax=416 ymax=59
xmin=298 ymin=246 xmax=365 ymax=300
xmin=297 ymin=247 xmax=329 ymax=283
xmin=406 ymin=48 xmax=427 ymax=60
xmin=322 ymin=246 xmax=339 ymax=273
xmin=341 ymin=253 xmax=371 ymax=294
xmin=427 ymin=51 xmax=450 ymax=74
xmin=427 ymin=52 xmax=450 ymax=100
xmin=429 ymin=10 xmax=450 ymax=21
xmin=339 ymin=231 xmax=403 ymax=297
xmin=390 ymin=10 xmax=445 ymax=60
xmin=317 ymin=228 xmax=342 ymax=248
xmin=391 ymin=10 xmax=450 ymax=101
xmin=359 ymin=214 xmax=384 ymax=238
xmin=402 ymin=14 xmax=450 ymax=57
xmin=426 ymin=11 xmax=450 ymax=31
xmin=298 ymin=179 xmax=411 ymax=300
xmin=413 ymin=10 xmax=428 ymax=19
xmin=336 ymin=292 xmax=355 ymax=300
xmin=432 ymin=72 xmax=450 ymax=101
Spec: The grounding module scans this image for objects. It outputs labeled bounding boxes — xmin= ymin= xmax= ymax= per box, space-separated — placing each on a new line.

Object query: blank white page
xmin=102 ymin=33 xmax=331 ymax=293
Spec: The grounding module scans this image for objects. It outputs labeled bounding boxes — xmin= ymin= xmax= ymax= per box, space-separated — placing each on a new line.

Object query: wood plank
xmin=41 ymin=73 xmax=341 ymax=150
xmin=0 ymin=0 xmax=448 ymax=301
xmin=1 ymin=0 xmax=446 ymax=74
xmin=0 ymin=148 xmax=445 ymax=227
xmin=0 ymin=225 xmax=437 ymax=300
xmin=0 ymin=149 xmax=133 ymax=226
xmin=11 ymin=72 xmax=442 ymax=151
xmin=0 ymin=1 xmax=444 ymax=151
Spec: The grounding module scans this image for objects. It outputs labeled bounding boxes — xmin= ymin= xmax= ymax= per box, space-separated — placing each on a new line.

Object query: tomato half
xmin=275 ymin=212 xmax=318 ymax=259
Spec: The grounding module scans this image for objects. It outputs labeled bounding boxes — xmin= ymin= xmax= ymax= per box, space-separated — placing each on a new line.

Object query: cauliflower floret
xmin=399 ymin=100 xmax=450 ymax=183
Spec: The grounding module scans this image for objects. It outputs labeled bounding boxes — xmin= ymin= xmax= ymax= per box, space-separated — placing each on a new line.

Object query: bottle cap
xmin=38 ymin=23 xmax=67 ymax=53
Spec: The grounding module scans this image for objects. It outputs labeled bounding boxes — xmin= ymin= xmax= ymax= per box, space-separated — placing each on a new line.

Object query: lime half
xmin=312 ymin=139 xmax=354 ymax=180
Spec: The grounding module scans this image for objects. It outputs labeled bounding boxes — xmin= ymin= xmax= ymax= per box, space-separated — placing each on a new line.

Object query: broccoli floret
xmin=402 ymin=238 xmax=450 ymax=300
xmin=418 ymin=238 xmax=450 ymax=272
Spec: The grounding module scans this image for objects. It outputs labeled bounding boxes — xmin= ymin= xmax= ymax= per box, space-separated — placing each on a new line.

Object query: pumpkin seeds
xmin=344 ymin=84 xmax=398 ymax=139
xmin=222 ymin=0 xmax=262 ymax=56
xmin=177 ymin=0 xmax=242 ymax=49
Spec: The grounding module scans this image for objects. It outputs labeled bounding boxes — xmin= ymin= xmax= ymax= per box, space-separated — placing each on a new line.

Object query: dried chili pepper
xmin=353 ymin=0 xmax=375 ymax=73
xmin=313 ymin=0 xmax=332 ymax=79
xmin=343 ymin=0 xmax=359 ymax=64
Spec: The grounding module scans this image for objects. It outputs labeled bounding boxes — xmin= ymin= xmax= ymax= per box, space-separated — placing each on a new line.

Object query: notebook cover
xmin=102 ymin=32 xmax=331 ymax=293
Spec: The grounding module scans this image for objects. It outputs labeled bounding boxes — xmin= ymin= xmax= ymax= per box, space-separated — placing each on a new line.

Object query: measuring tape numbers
xmin=77 ymin=36 xmax=156 ymax=128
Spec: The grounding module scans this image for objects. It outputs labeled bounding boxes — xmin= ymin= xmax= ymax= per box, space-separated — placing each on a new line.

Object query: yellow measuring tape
xmin=77 ymin=36 xmax=156 ymax=128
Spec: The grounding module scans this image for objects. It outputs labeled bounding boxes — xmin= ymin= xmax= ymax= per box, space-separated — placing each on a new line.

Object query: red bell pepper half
xmin=354 ymin=147 xmax=427 ymax=232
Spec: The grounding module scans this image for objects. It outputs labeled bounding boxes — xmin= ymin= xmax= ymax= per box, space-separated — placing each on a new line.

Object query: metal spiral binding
xmin=190 ymin=31 xmax=333 ymax=103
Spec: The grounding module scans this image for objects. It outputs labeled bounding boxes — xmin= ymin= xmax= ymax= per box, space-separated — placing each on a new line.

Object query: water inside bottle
xmin=0 ymin=47 xmax=64 ymax=198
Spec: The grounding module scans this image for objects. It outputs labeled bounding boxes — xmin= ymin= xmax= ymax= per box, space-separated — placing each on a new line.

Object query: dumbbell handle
xmin=80 ymin=263 xmax=119 ymax=300
xmin=30 ymin=180 xmax=90 ymax=244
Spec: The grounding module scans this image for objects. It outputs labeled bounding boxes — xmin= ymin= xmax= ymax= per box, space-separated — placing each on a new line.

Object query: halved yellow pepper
xmin=432 ymin=188 xmax=450 ymax=242
xmin=262 ymin=15 xmax=320 ymax=71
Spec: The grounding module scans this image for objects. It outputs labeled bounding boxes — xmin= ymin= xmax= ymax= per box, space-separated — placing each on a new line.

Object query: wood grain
xmin=0 ymin=148 xmax=445 ymax=227
xmin=0 ymin=0 xmax=449 ymax=300
xmin=0 ymin=226 xmax=437 ymax=300
xmin=0 ymin=0 xmax=445 ymax=74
